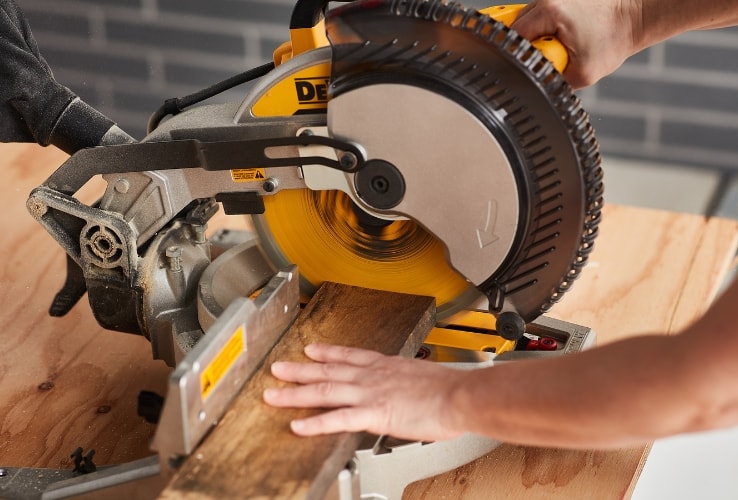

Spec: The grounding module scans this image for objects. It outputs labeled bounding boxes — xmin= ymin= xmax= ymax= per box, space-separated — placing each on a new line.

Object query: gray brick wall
xmin=15 ymin=0 xmax=293 ymax=137
xmin=580 ymin=27 xmax=738 ymax=174
xmin=13 ymin=0 xmax=738 ymax=176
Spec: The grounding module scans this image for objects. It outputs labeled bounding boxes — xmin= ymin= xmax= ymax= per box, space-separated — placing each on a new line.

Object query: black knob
xmin=496 ymin=311 xmax=526 ymax=341
xmin=354 ymin=159 xmax=406 ymax=210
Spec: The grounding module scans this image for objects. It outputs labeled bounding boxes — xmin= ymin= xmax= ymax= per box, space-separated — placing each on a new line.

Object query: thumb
xmin=510 ymin=3 xmax=557 ymax=41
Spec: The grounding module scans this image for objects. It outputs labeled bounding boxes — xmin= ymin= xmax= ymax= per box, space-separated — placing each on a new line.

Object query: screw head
xmin=114 ymin=179 xmax=130 ymax=194
xmin=165 ymin=246 xmax=182 ymax=259
xmin=263 ymin=178 xmax=278 ymax=193
xmin=338 ymin=151 xmax=358 ymax=171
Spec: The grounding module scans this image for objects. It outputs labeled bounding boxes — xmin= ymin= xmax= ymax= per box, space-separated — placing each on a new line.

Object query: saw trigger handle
xmin=280 ymin=0 xmax=353 ymax=63
xmin=481 ymin=4 xmax=568 ymax=73
xmin=290 ymin=0 xmax=353 ymax=29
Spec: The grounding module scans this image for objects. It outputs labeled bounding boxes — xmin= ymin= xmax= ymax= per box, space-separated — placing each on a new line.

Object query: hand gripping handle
xmin=481 ymin=4 xmax=568 ymax=73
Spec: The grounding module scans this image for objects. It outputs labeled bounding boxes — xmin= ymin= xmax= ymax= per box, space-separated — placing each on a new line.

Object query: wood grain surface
xmin=0 ymin=143 xmax=171 ymax=470
xmin=161 ymin=282 xmax=435 ymax=499
xmin=1 ymin=143 xmax=737 ymax=499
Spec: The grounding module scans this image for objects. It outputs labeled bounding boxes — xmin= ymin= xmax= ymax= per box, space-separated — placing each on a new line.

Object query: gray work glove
xmin=0 ymin=0 xmax=133 ymax=153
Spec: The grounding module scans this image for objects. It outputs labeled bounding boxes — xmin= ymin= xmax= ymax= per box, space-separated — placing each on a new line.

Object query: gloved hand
xmin=0 ymin=0 xmax=133 ymax=153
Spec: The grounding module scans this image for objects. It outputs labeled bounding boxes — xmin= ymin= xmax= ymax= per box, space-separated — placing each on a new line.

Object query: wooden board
xmin=1 ymin=143 xmax=737 ymax=498
xmin=161 ymin=282 xmax=435 ymax=499
xmin=404 ymin=204 xmax=738 ymax=499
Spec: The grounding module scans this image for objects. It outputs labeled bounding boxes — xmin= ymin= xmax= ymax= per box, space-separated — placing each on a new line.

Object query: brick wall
xmin=579 ymin=27 xmax=738 ymax=174
xmin=14 ymin=0 xmax=738 ymax=175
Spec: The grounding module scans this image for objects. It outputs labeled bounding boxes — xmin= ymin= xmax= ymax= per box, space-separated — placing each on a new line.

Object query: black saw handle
xmin=290 ymin=0 xmax=354 ymax=29
xmin=0 ymin=0 xmax=133 ymax=153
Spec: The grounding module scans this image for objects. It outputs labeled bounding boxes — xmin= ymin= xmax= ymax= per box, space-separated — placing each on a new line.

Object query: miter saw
xmin=4 ymin=0 xmax=602 ymax=497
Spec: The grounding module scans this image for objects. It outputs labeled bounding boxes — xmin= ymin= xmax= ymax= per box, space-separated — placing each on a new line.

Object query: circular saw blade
xmin=254 ymin=189 xmax=481 ymax=318
xmin=254 ymin=0 xmax=603 ymax=322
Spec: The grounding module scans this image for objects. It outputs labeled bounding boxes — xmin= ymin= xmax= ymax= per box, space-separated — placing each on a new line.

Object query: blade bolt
xmin=339 ymin=151 xmax=358 ymax=171
xmin=165 ymin=246 xmax=183 ymax=272
xmin=263 ymin=178 xmax=279 ymax=193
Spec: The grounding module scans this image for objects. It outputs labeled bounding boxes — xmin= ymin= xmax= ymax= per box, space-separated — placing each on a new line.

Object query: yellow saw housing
xmin=249 ymin=3 xmax=569 ymax=317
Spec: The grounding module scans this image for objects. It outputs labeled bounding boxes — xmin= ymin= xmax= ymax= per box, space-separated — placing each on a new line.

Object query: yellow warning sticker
xmin=200 ymin=325 xmax=245 ymax=401
xmin=231 ymin=168 xmax=266 ymax=182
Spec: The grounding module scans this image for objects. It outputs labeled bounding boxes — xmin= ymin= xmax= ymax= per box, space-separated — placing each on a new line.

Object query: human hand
xmin=511 ymin=0 xmax=642 ymax=88
xmin=263 ymin=343 xmax=468 ymax=441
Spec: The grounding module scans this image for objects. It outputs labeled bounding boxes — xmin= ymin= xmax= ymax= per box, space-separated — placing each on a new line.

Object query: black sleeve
xmin=0 ymin=0 xmax=126 ymax=153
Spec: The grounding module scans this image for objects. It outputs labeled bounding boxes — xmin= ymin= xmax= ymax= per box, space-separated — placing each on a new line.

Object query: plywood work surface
xmin=1 ymin=143 xmax=737 ymax=498
xmin=0 ymin=143 xmax=171 ymax=470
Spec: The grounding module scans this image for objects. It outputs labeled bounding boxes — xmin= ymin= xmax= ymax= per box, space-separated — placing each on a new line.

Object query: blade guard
xmin=275 ymin=3 xmax=569 ymax=72
xmin=324 ymin=0 xmax=602 ymax=323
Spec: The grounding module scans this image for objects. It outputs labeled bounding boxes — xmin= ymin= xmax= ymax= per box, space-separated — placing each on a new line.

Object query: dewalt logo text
xmin=295 ymin=76 xmax=330 ymax=104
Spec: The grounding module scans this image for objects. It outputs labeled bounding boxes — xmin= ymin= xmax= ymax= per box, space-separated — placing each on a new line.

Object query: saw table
xmin=1 ymin=141 xmax=737 ymax=498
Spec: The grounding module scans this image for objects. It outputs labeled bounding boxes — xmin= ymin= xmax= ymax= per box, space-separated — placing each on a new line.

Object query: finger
xmin=562 ymin=66 xmax=587 ymax=90
xmin=263 ymin=380 xmax=366 ymax=409
xmin=289 ymin=407 xmax=381 ymax=436
xmin=511 ymin=3 xmax=557 ymax=41
xmin=303 ymin=343 xmax=385 ymax=367
xmin=270 ymin=359 xmax=362 ymax=384
xmin=511 ymin=0 xmax=536 ymax=20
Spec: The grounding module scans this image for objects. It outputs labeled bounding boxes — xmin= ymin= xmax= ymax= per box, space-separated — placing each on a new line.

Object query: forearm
xmin=511 ymin=0 xmax=738 ymax=88
xmin=452 ymin=279 xmax=738 ymax=449
xmin=451 ymin=335 xmax=684 ymax=448
xmin=637 ymin=0 xmax=738 ymax=51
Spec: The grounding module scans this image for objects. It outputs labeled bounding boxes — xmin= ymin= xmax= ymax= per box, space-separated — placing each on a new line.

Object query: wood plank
xmin=162 ymin=282 xmax=435 ymax=499
xmin=0 ymin=143 xmax=172 ymax=469
xmin=404 ymin=204 xmax=738 ymax=499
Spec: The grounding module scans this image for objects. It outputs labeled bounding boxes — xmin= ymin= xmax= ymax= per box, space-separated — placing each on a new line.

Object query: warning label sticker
xmin=231 ymin=168 xmax=266 ymax=182
xmin=200 ymin=324 xmax=245 ymax=401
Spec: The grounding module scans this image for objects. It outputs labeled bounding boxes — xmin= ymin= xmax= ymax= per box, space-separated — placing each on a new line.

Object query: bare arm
xmin=511 ymin=0 xmax=738 ymax=88
xmin=454 ymin=277 xmax=738 ymax=448
xmin=264 ymin=277 xmax=738 ymax=448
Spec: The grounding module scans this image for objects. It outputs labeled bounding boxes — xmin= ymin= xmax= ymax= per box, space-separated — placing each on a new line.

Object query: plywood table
xmin=1 ymin=142 xmax=736 ymax=498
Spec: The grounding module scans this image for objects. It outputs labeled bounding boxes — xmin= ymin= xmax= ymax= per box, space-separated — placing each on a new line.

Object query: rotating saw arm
xmin=26 ymin=0 xmax=602 ymax=366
